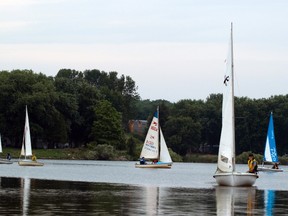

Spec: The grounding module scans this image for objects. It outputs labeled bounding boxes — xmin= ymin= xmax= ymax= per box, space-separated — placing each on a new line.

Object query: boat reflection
xmin=265 ymin=190 xmax=275 ymax=216
xmin=137 ymin=186 xmax=160 ymax=215
xmin=0 ymin=176 xmax=285 ymax=215
xmin=21 ymin=177 xmax=31 ymax=216
xmin=216 ymin=186 xmax=256 ymax=216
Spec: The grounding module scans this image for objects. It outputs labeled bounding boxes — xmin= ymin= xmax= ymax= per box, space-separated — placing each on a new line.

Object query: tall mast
xmin=157 ymin=106 xmax=160 ymax=160
xmin=231 ymin=22 xmax=236 ymax=171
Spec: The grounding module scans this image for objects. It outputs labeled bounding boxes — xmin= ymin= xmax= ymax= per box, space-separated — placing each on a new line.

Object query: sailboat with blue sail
xmin=258 ymin=112 xmax=283 ymax=172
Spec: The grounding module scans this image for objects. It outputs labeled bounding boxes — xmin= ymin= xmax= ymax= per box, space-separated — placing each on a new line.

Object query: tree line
xmin=143 ymin=95 xmax=288 ymax=157
xmin=0 ymin=69 xmax=288 ymax=159
xmin=0 ymin=69 xmax=138 ymax=151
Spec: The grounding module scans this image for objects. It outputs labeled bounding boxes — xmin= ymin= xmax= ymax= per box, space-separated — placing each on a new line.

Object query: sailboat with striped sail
xmin=135 ymin=107 xmax=172 ymax=168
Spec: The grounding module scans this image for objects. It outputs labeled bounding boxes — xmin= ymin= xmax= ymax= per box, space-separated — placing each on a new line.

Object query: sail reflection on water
xmin=265 ymin=190 xmax=275 ymax=216
xmin=216 ymin=186 xmax=256 ymax=216
xmin=21 ymin=177 xmax=31 ymax=216
xmin=140 ymin=186 xmax=160 ymax=216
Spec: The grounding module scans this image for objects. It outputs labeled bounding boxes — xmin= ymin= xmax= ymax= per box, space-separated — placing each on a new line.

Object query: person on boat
xmin=152 ymin=159 xmax=158 ymax=164
xmin=247 ymin=153 xmax=258 ymax=173
xmin=32 ymin=154 xmax=37 ymax=161
xmin=140 ymin=157 xmax=146 ymax=165
xmin=272 ymin=163 xmax=279 ymax=169
xmin=6 ymin=153 xmax=11 ymax=160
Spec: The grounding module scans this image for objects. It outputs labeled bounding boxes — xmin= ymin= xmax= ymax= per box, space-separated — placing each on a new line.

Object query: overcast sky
xmin=0 ymin=0 xmax=287 ymax=102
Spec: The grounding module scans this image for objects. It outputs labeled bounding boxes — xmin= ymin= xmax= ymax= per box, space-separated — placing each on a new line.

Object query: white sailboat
xmin=18 ymin=106 xmax=44 ymax=166
xmin=258 ymin=112 xmax=283 ymax=172
xmin=0 ymin=134 xmax=13 ymax=164
xmin=213 ymin=23 xmax=258 ymax=186
xmin=135 ymin=107 xmax=172 ymax=168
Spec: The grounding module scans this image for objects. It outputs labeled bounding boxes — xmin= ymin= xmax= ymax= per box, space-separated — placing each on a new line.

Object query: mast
xmin=20 ymin=107 xmax=27 ymax=160
xmin=231 ymin=22 xmax=236 ymax=171
xmin=157 ymin=106 xmax=160 ymax=160
xmin=0 ymin=134 xmax=2 ymax=153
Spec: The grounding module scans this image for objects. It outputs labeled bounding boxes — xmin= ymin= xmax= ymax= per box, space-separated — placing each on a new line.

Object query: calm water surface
xmin=0 ymin=160 xmax=287 ymax=215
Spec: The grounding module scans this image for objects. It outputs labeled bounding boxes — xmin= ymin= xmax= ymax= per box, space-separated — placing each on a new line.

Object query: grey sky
xmin=1 ymin=0 xmax=287 ymax=102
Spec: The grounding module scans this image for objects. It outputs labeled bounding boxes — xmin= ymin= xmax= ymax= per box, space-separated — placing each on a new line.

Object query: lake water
xmin=0 ymin=160 xmax=287 ymax=215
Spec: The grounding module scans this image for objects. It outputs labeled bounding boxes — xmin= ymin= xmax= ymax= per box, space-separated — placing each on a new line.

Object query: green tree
xmin=90 ymin=100 xmax=125 ymax=149
xmin=0 ymin=70 xmax=65 ymax=148
xmin=83 ymin=70 xmax=140 ymax=127
xmin=165 ymin=116 xmax=201 ymax=155
xmin=202 ymin=94 xmax=222 ymax=153
xmin=127 ymin=137 xmax=137 ymax=159
xmin=56 ymin=69 xmax=83 ymax=79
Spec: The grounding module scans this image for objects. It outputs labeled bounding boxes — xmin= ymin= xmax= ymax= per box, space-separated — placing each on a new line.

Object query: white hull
xmin=18 ymin=160 xmax=44 ymax=166
xmin=257 ymin=166 xmax=283 ymax=172
xmin=135 ymin=163 xmax=172 ymax=169
xmin=213 ymin=172 xmax=258 ymax=187
xmin=0 ymin=159 xmax=13 ymax=164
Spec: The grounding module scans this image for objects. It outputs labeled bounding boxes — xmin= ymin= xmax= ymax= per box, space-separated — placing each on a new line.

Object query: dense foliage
xmin=0 ymin=69 xmax=139 ymax=152
xmin=1 ymin=69 xmax=288 ymax=160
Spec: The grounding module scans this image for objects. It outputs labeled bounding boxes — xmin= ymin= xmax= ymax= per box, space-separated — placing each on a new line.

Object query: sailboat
xmin=257 ymin=112 xmax=283 ymax=172
xmin=0 ymin=134 xmax=13 ymax=164
xmin=135 ymin=107 xmax=172 ymax=168
xmin=18 ymin=106 xmax=44 ymax=166
xmin=213 ymin=23 xmax=258 ymax=186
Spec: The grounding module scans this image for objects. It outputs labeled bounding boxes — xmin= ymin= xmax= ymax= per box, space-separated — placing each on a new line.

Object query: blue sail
xmin=264 ymin=113 xmax=279 ymax=163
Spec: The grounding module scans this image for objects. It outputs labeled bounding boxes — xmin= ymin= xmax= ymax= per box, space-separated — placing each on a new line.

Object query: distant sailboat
xmin=135 ymin=107 xmax=172 ymax=168
xmin=18 ymin=106 xmax=44 ymax=166
xmin=213 ymin=23 xmax=258 ymax=186
xmin=0 ymin=134 xmax=13 ymax=164
xmin=258 ymin=112 xmax=283 ymax=172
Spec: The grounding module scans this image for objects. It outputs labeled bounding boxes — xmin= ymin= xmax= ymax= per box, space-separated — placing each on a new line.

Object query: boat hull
xmin=135 ymin=163 xmax=172 ymax=169
xmin=213 ymin=172 xmax=258 ymax=187
xmin=18 ymin=160 xmax=44 ymax=166
xmin=0 ymin=159 xmax=13 ymax=164
xmin=257 ymin=166 xmax=283 ymax=172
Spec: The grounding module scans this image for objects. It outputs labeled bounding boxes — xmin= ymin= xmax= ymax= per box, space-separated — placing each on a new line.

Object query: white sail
xmin=0 ymin=134 xmax=2 ymax=153
xmin=159 ymin=128 xmax=172 ymax=163
xmin=217 ymin=23 xmax=235 ymax=173
xmin=140 ymin=112 xmax=159 ymax=159
xmin=21 ymin=106 xmax=33 ymax=157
